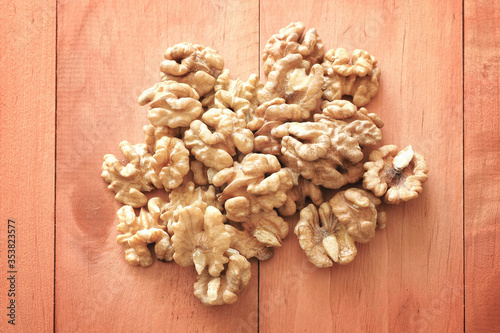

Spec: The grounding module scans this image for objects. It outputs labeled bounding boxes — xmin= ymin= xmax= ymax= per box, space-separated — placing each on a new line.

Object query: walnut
xmin=322 ymin=48 xmax=380 ymax=107
xmin=241 ymin=210 xmax=289 ymax=247
xmin=278 ymin=175 xmax=324 ymax=216
xmin=161 ymin=181 xmax=222 ymax=235
xmin=143 ymin=124 xmax=180 ymax=151
xmin=184 ymin=108 xmax=254 ymax=170
xmin=252 ymin=120 xmax=283 ymax=155
xmin=101 ymin=141 xmax=161 ymax=208
xmin=212 ymin=153 xmax=294 ymax=222
xmin=153 ymin=136 xmax=190 ymax=190
xmin=363 ymin=145 xmax=429 ymax=204
xmin=225 ymin=224 xmax=274 ymax=261
xmin=295 ymin=203 xmax=357 ymax=268
xmin=314 ymin=100 xmax=384 ymax=146
xmin=262 ymin=22 xmax=325 ymax=76
xmin=329 ymin=188 xmax=383 ymax=243
xmin=160 ymin=43 xmax=224 ymax=96
xmin=138 ymin=81 xmax=203 ymax=128
xmin=257 ymin=54 xmax=323 ymax=123
xmin=194 ymin=249 xmax=251 ymax=306
xmin=116 ymin=198 xmax=173 ymax=267
xmin=272 ymin=122 xmax=364 ymax=188
xmin=172 ymin=206 xmax=231 ymax=276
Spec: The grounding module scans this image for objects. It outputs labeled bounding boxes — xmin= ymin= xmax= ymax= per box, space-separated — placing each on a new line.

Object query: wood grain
xmin=259 ymin=1 xmax=463 ymax=332
xmin=0 ymin=1 xmax=56 ymax=332
xmin=465 ymin=0 xmax=500 ymax=331
xmin=55 ymin=1 xmax=259 ymax=332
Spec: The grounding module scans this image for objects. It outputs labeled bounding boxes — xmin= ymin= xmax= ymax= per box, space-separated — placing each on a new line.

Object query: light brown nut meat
xmin=138 ymin=81 xmax=203 ymax=128
xmin=101 ymin=141 xmax=161 ymax=208
xmin=253 ymin=120 xmax=283 ymax=155
xmin=143 ymin=124 xmax=180 ymax=152
xmin=315 ymin=100 xmax=384 ymax=146
xmin=116 ymin=198 xmax=174 ymax=267
xmin=262 ymin=22 xmax=325 ymax=76
xmin=161 ymin=181 xmax=222 ymax=235
xmin=257 ymin=54 xmax=323 ymax=122
xmin=329 ymin=188 xmax=382 ymax=243
xmin=279 ymin=175 xmax=324 ymax=216
xmin=295 ymin=203 xmax=357 ymax=268
xmin=212 ymin=153 xmax=294 ymax=222
xmin=172 ymin=206 xmax=231 ymax=276
xmin=194 ymin=249 xmax=251 ymax=306
xmin=363 ymin=145 xmax=429 ymax=204
xmin=225 ymin=224 xmax=274 ymax=261
xmin=160 ymin=43 xmax=224 ymax=96
xmin=272 ymin=122 xmax=364 ymax=189
xmin=322 ymin=48 xmax=380 ymax=107
xmin=153 ymin=136 xmax=190 ymax=190
xmin=184 ymin=108 xmax=254 ymax=170
xmin=241 ymin=210 xmax=289 ymax=247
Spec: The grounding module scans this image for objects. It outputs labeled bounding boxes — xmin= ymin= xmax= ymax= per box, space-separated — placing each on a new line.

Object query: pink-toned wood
xmin=259 ymin=1 xmax=463 ymax=332
xmin=55 ymin=1 xmax=259 ymax=331
xmin=0 ymin=1 xmax=56 ymax=332
xmin=465 ymin=0 xmax=500 ymax=331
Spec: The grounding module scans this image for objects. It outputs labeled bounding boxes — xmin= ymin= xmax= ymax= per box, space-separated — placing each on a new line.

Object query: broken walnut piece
xmin=363 ymin=145 xmax=429 ymax=204
xmin=183 ymin=108 xmax=254 ymax=171
xmin=143 ymin=124 xmax=180 ymax=152
xmin=101 ymin=141 xmax=161 ymax=208
xmin=116 ymin=197 xmax=174 ymax=267
xmin=315 ymin=100 xmax=384 ymax=146
xmin=279 ymin=175 xmax=324 ymax=216
xmin=194 ymin=249 xmax=251 ymax=306
xmin=138 ymin=80 xmax=203 ymax=128
xmin=262 ymin=22 xmax=325 ymax=76
xmin=172 ymin=206 xmax=231 ymax=277
xmin=160 ymin=43 xmax=224 ymax=96
xmin=272 ymin=122 xmax=364 ymax=189
xmin=329 ymin=188 xmax=383 ymax=243
xmin=161 ymin=181 xmax=222 ymax=235
xmin=225 ymin=224 xmax=274 ymax=261
xmin=322 ymin=48 xmax=380 ymax=107
xmin=212 ymin=153 xmax=294 ymax=222
xmin=295 ymin=203 xmax=357 ymax=268
xmin=257 ymin=54 xmax=323 ymax=123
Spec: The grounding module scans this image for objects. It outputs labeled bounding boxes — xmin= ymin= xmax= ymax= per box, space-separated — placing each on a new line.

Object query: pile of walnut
xmin=102 ymin=22 xmax=429 ymax=306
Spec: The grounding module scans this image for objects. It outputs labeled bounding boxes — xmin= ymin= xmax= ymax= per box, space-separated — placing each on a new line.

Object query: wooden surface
xmin=465 ymin=0 xmax=500 ymax=331
xmin=1 ymin=0 xmax=499 ymax=332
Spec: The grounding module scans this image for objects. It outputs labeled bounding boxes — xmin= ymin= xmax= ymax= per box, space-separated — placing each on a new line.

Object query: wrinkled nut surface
xmin=172 ymin=206 xmax=231 ymax=277
xmin=102 ymin=141 xmax=161 ymax=208
xmin=194 ymin=249 xmax=251 ymax=306
xmin=184 ymin=108 xmax=254 ymax=170
xmin=279 ymin=176 xmax=324 ymax=216
xmin=363 ymin=145 xmax=429 ymax=204
xmin=139 ymin=80 xmax=203 ymax=128
xmin=330 ymin=188 xmax=383 ymax=243
xmin=322 ymin=48 xmax=380 ymax=107
xmin=161 ymin=181 xmax=222 ymax=235
xmin=315 ymin=100 xmax=384 ymax=146
xmin=240 ymin=210 xmax=289 ymax=247
xmin=153 ymin=136 xmax=190 ymax=190
xmin=262 ymin=22 xmax=325 ymax=76
xmin=225 ymin=224 xmax=274 ymax=260
xmin=272 ymin=122 xmax=364 ymax=189
xmin=212 ymin=153 xmax=294 ymax=221
xmin=295 ymin=203 xmax=357 ymax=268
xmin=116 ymin=198 xmax=174 ymax=267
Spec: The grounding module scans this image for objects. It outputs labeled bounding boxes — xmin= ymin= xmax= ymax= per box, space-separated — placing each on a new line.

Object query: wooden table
xmin=1 ymin=1 xmax=498 ymax=332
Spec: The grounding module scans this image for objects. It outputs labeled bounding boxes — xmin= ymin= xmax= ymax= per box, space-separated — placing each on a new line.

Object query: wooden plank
xmin=55 ymin=0 xmax=259 ymax=331
xmin=464 ymin=1 xmax=500 ymax=331
xmin=259 ymin=1 xmax=463 ymax=332
xmin=0 ymin=0 xmax=56 ymax=332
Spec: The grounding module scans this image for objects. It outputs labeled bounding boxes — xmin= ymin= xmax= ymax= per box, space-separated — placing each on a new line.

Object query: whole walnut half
xmin=322 ymin=48 xmax=380 ymax=107
xmin=329 ymin=188 xmax=385 ymax=243
xmin=116 ymin=198 xmax=174 ymax=267
xmin=272 ymin=122 xmax=364 ymax=189
xmin=295 ymin=203 xmax=357 ymax=268
xmin=262 ymin=22 xmax=325 ymax=76
xmin=138 ymin=80 xmax=203 ymax=129
xmin=172 ymin=206 xmax=231 ymax=276
xmin=363 ymin=145 xmax=429 ymax=204
xmin=212 ymin=153 xmax=294 ymax=222
xmin=194 ymin=249 xmax=251 ymax=306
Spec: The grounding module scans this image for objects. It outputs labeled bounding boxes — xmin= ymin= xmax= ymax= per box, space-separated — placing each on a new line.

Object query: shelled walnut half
xmin=363 ymin=145 xmax=429 ymax=204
